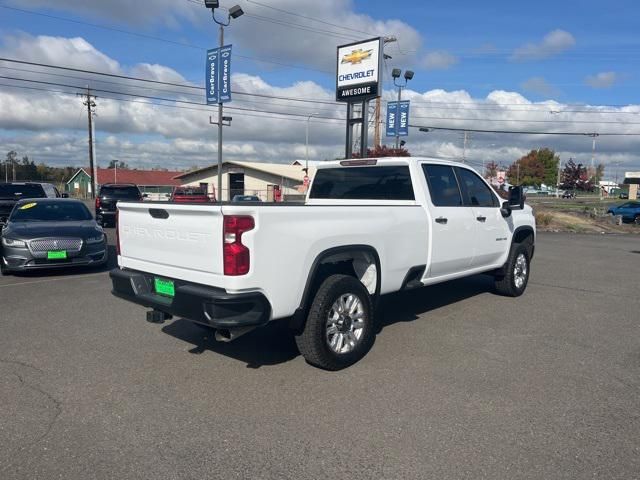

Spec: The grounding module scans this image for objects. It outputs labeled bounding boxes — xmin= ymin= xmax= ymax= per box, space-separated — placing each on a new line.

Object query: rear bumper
xmin=109 ymin=268 xmax=271 ymax=329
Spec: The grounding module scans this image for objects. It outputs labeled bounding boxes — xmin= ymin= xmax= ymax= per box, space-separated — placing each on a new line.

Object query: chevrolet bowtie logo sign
xmin=341 ymin=49 xmax=373 ymax=65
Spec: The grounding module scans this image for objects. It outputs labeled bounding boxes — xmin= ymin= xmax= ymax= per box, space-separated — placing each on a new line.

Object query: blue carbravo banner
xmin=397 ymin=100 xmax=410 ymax=136
xmin=385 ymin=101 xmax=398 ymax=137
xmin=206 ymin=45 xmax=232 ymax=104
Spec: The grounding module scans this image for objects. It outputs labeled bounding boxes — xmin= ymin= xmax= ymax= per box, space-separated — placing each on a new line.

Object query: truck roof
xmin=315 ymin=157 xmax=465 ymax=170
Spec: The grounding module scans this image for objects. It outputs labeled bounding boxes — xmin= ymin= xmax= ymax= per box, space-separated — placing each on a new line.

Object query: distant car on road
xmin=170 ymin=187 xmax=211 ymax=203
xmin=232 ymin=195 xmax=261 ymax=202
xmin=95 ymin=183 xmax=142 ymax=227
xmin=0 ymin=182 xmax=62 ymax=225
xmin=619 ymin=192 xmax=629 ymax=199
xmin=607 ymin=201 xmax=640 ymax=224
xmin=1 ymin=198 xmax=107 ymax=274
xmin=561 ymin=190 xmax=576 ymax=199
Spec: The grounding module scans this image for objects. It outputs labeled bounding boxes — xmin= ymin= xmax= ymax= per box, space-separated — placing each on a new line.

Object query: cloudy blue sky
xmin=1 ymin=0 xmax=639 ymax=176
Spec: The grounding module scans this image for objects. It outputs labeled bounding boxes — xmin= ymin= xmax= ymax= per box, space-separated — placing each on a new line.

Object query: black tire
xmin=494 ymin=243 xmax=531 ymax=297
xmin=295 ymin=274 xmax=374 ymax=371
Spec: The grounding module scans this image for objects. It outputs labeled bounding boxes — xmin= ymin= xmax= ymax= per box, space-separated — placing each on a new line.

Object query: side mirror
xmin=61 ymin=193 xmax=69 ymax=198
xmin=508 ymin=186 xmax=525 ymax=209
xmin=142 ymin=193 xmax=149 ymax=198
xmin=500 ymin=201 xmax=512 ymax=218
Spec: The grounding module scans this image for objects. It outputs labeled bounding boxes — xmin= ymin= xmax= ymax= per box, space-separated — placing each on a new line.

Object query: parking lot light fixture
xmin=392 ymin=69 xmax=414 ymax=149
xmin=204 ymin=2 xmax=244 ymax=202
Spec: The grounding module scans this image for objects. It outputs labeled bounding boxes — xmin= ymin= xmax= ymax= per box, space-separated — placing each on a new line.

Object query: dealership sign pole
xmin=336 ymin=37 xmax=383 ymax=158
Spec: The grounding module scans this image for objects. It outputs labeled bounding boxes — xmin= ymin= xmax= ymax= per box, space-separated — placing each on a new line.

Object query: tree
xmin=594 ymin=163 xmax=605 ymax=184
xmin=560 ymin=159 xmax=592 ymax=191
xmin=484 ymin=161 xmax=499 ymax=180
xmin=108 ymin=160 xmax=130 ymax=169
xmin=352 ymin=144 xmax=411 ymax=158
xmin=506 ymin=148 xmax=560 ymax=186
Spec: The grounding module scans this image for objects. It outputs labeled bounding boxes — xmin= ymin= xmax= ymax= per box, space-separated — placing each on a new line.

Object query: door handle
xmin=435 ymin=217 xmax=448 ymax=224
xmin=476 ymin=216 xmax=487 ymax=222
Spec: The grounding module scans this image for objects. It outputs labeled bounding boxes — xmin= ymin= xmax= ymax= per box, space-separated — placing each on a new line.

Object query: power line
xmin=0 ymin=4 xmax=333 ymax=74
xmin=0 ymin=57 xmax=341 ymax=105
xmin=0 ymin=75 xmax=346 ymax=121
xmin=0 ymin=81 xmax=344 ymax=126
xmin=412 ymin=125 xmax=640 ymax=136
xmin=243 ymin=0 xmax=377 ymax=37
xmin=409 ymin=113 xmax=640 ymax=125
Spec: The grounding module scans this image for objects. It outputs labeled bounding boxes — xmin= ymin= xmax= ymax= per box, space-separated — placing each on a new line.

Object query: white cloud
xmin=585 ymin=72 xmax=618 ymax=89
xmin=8 ymin=0 xmax=424 ymax=73
xmin=2 ymin=34 xmax=640 ymax=173
xmin=0 ymin=34 xmax=121 ymax=73
xmin=511 ymin=29 xmax=576 ymax=61
xmin=422 ymin=51 xmax=458 ymax=70
xmin=8 ymin=0 xmax=196 ymax=26
xmin=521 ymin=77 xmax=560 ymax=97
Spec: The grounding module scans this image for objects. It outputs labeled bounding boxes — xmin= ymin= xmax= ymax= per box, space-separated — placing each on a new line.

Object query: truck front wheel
xmin=295 ymin=274 xmax=374 ymax=370
xmin=494 ymin=243 xmax=531 ymax=297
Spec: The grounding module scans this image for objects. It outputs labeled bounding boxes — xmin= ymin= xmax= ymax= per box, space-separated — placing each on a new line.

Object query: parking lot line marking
xmin=0 ymin=272 xmax=108 ymax=288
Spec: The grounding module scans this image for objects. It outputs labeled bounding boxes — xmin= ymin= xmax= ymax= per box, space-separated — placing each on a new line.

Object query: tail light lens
xmin=223 ymin=215 xmax=254 ymax=276
xmin=95 ymin=196 xmax=101 ymax=209
xmin=115 ymin=209 xmax=121 ymax=255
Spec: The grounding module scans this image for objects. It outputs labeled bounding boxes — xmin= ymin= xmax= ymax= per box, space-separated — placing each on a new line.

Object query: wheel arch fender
xmin=290 ymin=244 xmax=381 ymax=331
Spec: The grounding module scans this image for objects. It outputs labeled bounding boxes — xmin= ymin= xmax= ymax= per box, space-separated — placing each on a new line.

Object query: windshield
xmin=100 ymin=186 xmax=140 ymax=197
xmin=0 ymin=184 xmax=46 ymax=199
xmin=10 ymin=201 xmax=93 ymax=222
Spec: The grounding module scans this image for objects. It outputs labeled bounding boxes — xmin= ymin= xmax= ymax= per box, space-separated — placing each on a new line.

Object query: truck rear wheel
xmin=494 ymin=243 xmax=530 ymax=297
xmin=295 ymin=274 xmax=374 ymax=370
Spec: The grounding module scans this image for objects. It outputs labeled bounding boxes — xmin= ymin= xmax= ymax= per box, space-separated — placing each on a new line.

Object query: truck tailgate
xmin=117 ymin=202 xmax=224 ymax=278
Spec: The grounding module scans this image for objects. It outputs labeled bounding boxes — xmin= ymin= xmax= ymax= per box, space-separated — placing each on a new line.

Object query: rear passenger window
xmin=309 ymin=166 xmax=415 ymax=200
xmin=456 ymin=168 xmax=498 ymax=207
xmin=422 ymin=165 xmax=463 ymax=206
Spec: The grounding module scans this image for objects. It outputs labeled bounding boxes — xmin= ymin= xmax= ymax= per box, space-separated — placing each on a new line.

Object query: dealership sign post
xmin=336 ymin=37 xmax=383 ymax=158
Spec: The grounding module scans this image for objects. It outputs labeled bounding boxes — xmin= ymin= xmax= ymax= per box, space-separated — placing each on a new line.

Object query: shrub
xmin=535 ymin=212 xmax=553 ymax=226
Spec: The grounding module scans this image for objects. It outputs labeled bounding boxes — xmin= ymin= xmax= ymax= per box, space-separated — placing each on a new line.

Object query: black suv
xmin=95 ymin=183 xmax=142 ymax=227
xmin=0 ymin=182 xmax=61 ymax=225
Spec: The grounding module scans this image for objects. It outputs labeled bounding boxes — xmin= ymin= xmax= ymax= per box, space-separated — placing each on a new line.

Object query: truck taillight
xmin=223 ymin=215 xmax=254 ymax=276
xmin=115 ymin=209 xmax=120 ymax=255
xmin=95 ymin=197 xmax=101 ymax=209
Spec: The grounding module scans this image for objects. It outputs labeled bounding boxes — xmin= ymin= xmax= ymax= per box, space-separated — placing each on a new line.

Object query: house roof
xmin=175 ymin=161 xmax=314 ymax=182
xmin=67 ymin=168 xmax=182 ymax=186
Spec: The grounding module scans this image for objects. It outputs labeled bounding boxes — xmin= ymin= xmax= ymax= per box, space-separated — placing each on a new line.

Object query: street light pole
xmin=205 ymin=1 xmax=244 ymax=202
xmin=391 ymin=69 xmax=414 ymax=150
xmin=305 ymin=113 xmax=318 ymax=175
xmin=217 ymin=22 xmax=224 ymax=202
xmin=395 ymin=83 xmax=402 ymax=149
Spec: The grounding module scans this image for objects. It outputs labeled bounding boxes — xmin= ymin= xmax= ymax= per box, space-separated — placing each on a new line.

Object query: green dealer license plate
xmin=47 ymin=250 xmax=67 ymax=260
xmin=154 ymin=278 xmax=175 ymax=297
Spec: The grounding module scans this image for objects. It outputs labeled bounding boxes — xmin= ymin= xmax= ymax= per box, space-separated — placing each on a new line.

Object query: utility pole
xmin=78 ymin=87 xmax=97 ymax=199
xmin=373 ymin=97 xmax=381 ymax=148
xmin=462 ymin=131 xmax=469 ymax=164
xmin=556 ymin=160 xmax=562 ymax=196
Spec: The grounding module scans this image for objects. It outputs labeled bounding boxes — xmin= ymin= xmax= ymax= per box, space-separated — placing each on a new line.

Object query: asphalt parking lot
xmin=1 ymin=232 xmax=639 ymax=479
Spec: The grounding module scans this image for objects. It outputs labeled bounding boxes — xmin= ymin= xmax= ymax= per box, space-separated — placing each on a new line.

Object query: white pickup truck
xmin=110 ymin=157 xmax=535 ymax=370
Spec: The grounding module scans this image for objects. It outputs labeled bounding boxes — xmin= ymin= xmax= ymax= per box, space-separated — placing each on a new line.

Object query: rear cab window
xmin=0 ymin=184 xmax=47 ymax=199
xmin=309 ymin=165 xmax=415 ymax=201
xmin=100 ymin=186 xmax=141 ymax=198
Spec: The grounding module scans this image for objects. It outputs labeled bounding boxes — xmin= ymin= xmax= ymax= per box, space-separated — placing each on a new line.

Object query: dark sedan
xmin=1 ymin=199 xmax=108 ymax=274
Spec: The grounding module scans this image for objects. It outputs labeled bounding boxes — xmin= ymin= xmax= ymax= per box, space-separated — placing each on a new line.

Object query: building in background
xmin=176 ymin=161 xmax=314 ymax=202
xmin=623 ymin=172 xmax=640 ymax=200
xmin=65 ymin=168 xmax=182 ymax=199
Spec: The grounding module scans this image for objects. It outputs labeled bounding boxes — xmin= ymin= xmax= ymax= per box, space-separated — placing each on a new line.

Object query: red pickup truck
xmin=169 ymin=187 xmax=212 ymax=203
